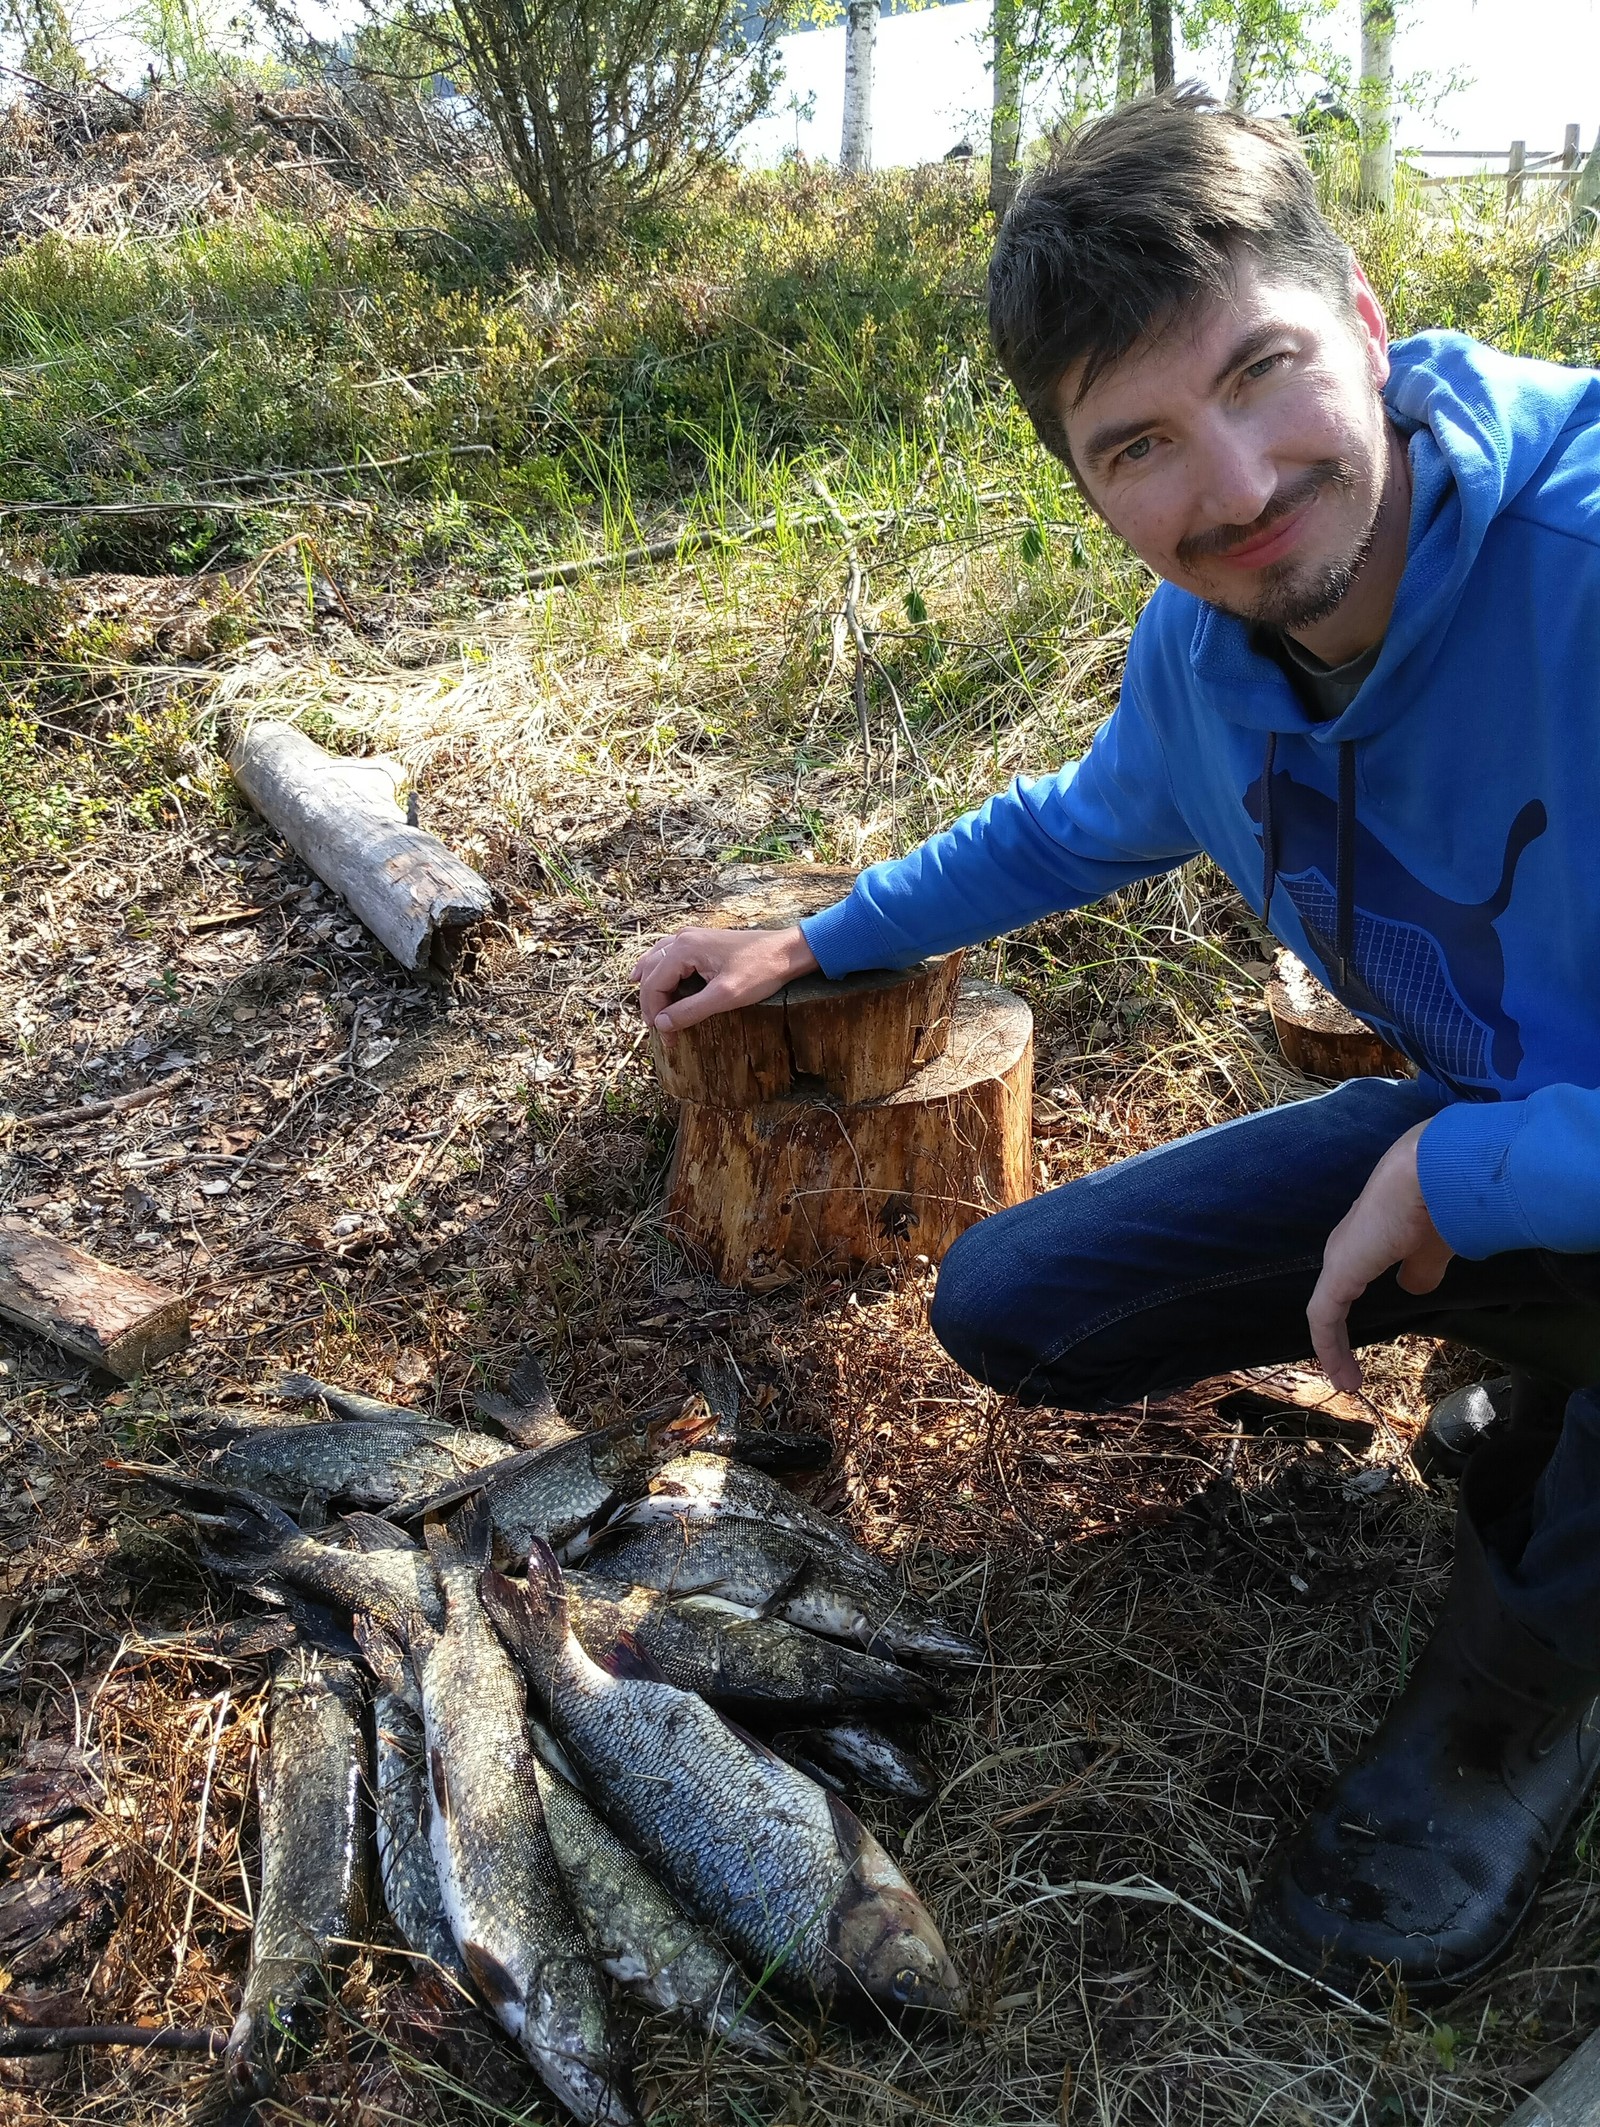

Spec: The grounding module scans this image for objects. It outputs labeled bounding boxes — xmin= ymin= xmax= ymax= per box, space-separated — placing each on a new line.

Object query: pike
xmin=225 ymin=1652 xmax=367 ymax=2102
xmin=564 ymin=1574 xmax=947 ymax=1718
xmin=406 ymin=1507 xmax=635 ymax=2125
xmin=578 ymin=1514 xmax=984 ymax=1667
xmin=481 ymin=1541 xmax=966 ymax=2017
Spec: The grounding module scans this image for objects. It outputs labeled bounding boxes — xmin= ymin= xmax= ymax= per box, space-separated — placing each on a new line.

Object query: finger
xmin=638 ymin=946 xmax=698 ymax=1027
xmin=652 ymin=975 xmax=738 ymax=1035
xmin=1307 ymin=1268 xmax=1366 ymax=1394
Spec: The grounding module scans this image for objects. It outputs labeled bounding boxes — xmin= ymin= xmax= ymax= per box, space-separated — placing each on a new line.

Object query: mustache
xmin=1176 ymin=461 xmax=1357 ymax=568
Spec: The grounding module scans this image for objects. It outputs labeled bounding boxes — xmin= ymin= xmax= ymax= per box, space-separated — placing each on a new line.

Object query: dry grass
xmin=3 ymin=453 xmax=1592 ymax=2127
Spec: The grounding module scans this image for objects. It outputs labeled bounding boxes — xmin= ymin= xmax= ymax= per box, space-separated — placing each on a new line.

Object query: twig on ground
xmin=1014 ymin=1875 xmax=1390 ymax=2026
xmin=0 ymin=2024 xmax=227 ymax=2055
xmin=7 ymin=1071 xmax=191 ymax=1133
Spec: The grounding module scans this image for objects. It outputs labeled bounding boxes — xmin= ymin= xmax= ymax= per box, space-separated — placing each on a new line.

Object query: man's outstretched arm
xmin=632 ymin=670 xmax=1202 ymax=1032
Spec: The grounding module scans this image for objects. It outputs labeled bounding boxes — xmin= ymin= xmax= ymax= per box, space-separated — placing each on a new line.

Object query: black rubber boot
xmin=1251 ymin=1444 xmax=1600 ymax=1996
xmin=1411 ymin=1369 xmax=1570 ymax=1484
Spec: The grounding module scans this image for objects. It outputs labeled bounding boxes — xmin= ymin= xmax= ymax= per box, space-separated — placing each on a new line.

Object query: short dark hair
xmin=988 ymin=85 xmax=1356 ymax=474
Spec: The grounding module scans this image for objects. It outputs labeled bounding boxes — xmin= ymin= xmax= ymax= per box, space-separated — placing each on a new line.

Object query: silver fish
xmin=374 ymin=1690 xmax=469 ymax=1989
xmin=526 ymin=1719 xmax=787 ymax=2057
xmin=411 ymin=1510 xmax=635 ymax=2125
xmin=579 ymin=1514 xmax=983 ymax=1667
xmin=482 ymin=1543 xmax=965 ymax=2018
xmin=226 ymin=1651 xmax=366 ymax=2101
xmin=775 ymin=1721 xmax=938 ymax=1803
xmin=567 ymin=1452 xmax=874 ymax=1574
xmin=565 ymin=1575 xmax=946 ymax=1717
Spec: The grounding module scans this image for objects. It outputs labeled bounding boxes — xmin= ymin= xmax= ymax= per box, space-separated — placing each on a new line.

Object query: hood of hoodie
xmin=1180 ymin=330 xmax=1599 ymax=740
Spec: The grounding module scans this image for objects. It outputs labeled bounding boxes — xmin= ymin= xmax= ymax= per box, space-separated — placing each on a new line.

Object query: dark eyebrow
xmin=1079 ymin=323 xmax=1292 ymax=472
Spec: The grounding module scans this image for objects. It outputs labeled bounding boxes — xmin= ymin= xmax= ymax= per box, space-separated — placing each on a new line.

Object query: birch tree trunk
xmin=1226 ymin=20 xmax=1256 ymax=105
xmin=840 ymin=0 xmax=877 ymax=173
xmin=1115 ymin=0 xmax=1148 ymax=104
xmin=988 ymin=0 xmax=1023 ymax=216
xmin=1357 ymin=0 xmax=1395 ymax=209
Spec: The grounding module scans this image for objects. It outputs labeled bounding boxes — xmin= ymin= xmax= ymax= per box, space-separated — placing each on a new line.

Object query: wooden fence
xmin=1411 ymin=123 xmax=1594 ymax=205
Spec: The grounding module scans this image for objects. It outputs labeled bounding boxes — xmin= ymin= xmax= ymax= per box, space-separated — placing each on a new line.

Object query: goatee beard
xmin=1180 ymin=458 xmax=1383 ymax=634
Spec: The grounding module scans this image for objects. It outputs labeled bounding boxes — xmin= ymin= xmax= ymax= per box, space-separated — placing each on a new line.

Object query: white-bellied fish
xmin=482 ymin=1542 xmax=965 ymax=2018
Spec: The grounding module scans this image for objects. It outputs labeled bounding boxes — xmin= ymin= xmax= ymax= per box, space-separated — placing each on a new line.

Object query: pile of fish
xmin=117 ymin=1358 xmax=976 ymax=2121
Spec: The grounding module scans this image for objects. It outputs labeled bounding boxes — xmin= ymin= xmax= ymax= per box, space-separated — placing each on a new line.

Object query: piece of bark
xmin=0 ymin=1219 xmax=189 ymax=1379
xmin=651 ymin=863 xmax=964 ymax=1107
xmin=666 ymin=978 xmax=1033 ymax=1286
xmin=1502 ymin=2026 xmax=1600 ymax=2123
xmin=1266 ymin=951 xmax=1412 ymax=1081
xmin=228 ymin=720 xmax=493 ymax=974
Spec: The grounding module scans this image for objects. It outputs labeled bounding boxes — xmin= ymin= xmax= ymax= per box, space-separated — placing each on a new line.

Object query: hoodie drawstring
xmin=1259 ymin=735 xmax=1358 ymax=994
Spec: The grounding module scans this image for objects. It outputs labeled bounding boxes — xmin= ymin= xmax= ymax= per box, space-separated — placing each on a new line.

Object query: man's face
xmin=1058 ymin=256 xmax=1394 ymax=633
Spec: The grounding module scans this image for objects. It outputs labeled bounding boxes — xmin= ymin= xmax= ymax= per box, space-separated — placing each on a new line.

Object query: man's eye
xmin=1120 ymin=436 xmax=1153 ymax=464
xmin=1244 ymin=354 xmax=1281 ymax=380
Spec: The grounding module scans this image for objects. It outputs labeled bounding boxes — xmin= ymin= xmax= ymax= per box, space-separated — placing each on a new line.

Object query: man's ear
xmin=1350 ymin=260 xmax=1391 ymax=388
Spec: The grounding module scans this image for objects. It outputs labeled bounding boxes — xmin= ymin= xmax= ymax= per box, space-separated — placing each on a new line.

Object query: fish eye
xmin=894 ymin=1966 xmax=925 ymax=1998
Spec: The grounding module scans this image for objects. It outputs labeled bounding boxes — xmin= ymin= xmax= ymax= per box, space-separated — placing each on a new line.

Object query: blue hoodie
xmin=800 ymin=333 xmax=1600 ymax=1264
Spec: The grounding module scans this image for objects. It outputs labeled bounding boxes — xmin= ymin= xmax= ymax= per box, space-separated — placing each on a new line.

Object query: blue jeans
xmin=931 ymin=1075 xmax=1600 ymax=1666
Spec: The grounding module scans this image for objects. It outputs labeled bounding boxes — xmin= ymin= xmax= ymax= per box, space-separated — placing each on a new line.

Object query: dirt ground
xmin=2 ymin=583 xmax=1596 ymax=2127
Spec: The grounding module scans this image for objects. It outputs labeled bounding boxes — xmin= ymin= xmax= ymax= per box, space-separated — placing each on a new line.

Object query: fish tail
xmin=480 ymin=1541 xmax=570 ymax=1677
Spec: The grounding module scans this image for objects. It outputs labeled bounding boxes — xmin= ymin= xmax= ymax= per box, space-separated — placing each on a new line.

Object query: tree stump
xmin=1267 ymin=951 xmax=1413 ymax=1081
xmin=650 ymin=865 xmax=964 ymax=1109
xmin=666 ymin=979 xmax=1033 ymax=1286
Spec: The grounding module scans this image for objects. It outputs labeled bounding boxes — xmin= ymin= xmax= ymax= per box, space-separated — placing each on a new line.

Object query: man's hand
xmin=631 ymin=924 xmax=820 ymax=1038
xmin=1307 ymin=1120 xmax=1455 ymax=1393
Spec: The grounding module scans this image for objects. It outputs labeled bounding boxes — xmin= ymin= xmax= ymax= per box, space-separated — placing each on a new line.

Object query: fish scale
xmin=483 ymin=1543 xmax=966 ymax=2018
xmin=412 ymin=1514 xmax=636 ymax=2126
xmin=226 ymin=1651 xmax=367 ymax=2102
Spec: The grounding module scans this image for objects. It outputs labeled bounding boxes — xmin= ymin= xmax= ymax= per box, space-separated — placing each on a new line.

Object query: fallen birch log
xmin=1503 ymin=2026 xmax=1600 ymax=2123
xmin=228 ymin=720 xmax=493 ymax=974
xmin=0 ymin=1220 xmax=189 ymax=1379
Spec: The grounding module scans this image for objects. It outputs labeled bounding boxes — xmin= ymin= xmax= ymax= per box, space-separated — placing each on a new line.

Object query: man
xmin=631 ymin=88 xmax=1600 ymax=1994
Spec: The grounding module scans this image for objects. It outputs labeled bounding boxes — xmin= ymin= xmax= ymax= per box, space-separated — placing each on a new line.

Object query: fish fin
xmin=686 ymin=1357 xmax=741 ymax=1425
xmin=506 ymin=1352 xmax=557 ymax=1416
xmin=526 ymin=1714 xmax=582 ymax=1786
xmin=429 ymin=1741 xmax=452 ymax=1822
xmin=273 ymin=1371 xmax=323 ymax=1405
xmin=461 ymin=1940 xmax=521 ymax=2013
xmin=716 ymin=1708 xmax=789 ymax=1764
xmin=445 ymin=1493 xmax=494 ymax=1569
xmin=824 ymin=1786 xmax=868 ymax=1866
xmin=105 ymin=1462 xmax=300 ymax=1540
xmin=758 ymin=1559 xmax=814 ymax=1620
xmin=342 ymin=1511 xmax=420 ymax=1554
xmin=595 ymin=1629 xmax=664 ymax=1683
xmin=788 ymin=1750 xmax=848 ymax=1795
xmin=297 ymin=1489 xmax=330 ymax=1533
xmin=480 ymin=1561 xmax=566 ymax=1673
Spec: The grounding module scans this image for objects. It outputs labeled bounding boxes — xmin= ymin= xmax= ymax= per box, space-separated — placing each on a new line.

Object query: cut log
xmin=651 ymin=863 xmax=964 ymax=1108
xmin=228 ymin=720 xmax=493 ymax=974
xmin=0 ymin=1221 xmax=188 ymax=1379
xmin=666 ymin=979 xmax=1033 ymax=1286
xmin=1502 ymin=2024 xmax=1600 ymax=2123
xmin=1267 ymin=950 xmax=1412 ymax=1081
